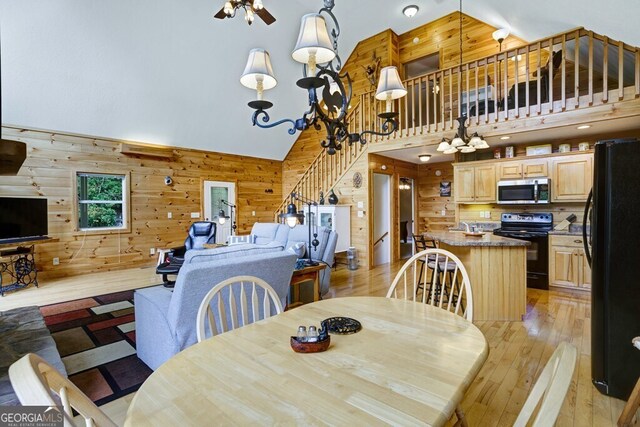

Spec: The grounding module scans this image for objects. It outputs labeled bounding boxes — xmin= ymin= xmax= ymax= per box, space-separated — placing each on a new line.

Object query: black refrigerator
xmin=588 ymin=138 xmax=640 ymax=400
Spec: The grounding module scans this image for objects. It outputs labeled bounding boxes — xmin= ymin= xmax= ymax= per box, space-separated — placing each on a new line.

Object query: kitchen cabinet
xmin=498 ymin=159 xmax=548 ymax=180
xmin=454 ymin=164 xmax=496 ymax=203
xmin=549 ymin=235 xmax=591 ymax=290
xmin=551 ymin=154 xmax=593 ymax=202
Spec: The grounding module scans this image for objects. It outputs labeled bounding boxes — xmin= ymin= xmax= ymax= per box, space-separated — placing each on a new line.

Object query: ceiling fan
xmin=214 ymin=0 xmax=276 ymax=26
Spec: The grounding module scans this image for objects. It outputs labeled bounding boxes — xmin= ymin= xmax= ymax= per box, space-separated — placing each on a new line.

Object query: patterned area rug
xmin=40 ymin=290 xmax=152 ymax=406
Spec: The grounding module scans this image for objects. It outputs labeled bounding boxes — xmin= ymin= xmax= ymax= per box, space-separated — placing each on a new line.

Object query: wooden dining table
xmin=125 ymin=297 xmax=488 ymax=426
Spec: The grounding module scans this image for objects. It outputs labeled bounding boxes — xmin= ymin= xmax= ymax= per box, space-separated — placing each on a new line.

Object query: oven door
xmin=496 ymin=232 xmax=549 ymax=289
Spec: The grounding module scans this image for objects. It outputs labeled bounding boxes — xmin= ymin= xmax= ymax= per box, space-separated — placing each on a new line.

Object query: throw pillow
xmin=227 ymin=234 xmax=257 ymax=245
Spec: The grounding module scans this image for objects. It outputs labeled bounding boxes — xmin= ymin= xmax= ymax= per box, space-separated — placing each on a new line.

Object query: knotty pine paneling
xmin=0 ymin=126 xmax=282 ymax=280
xmin=417 ymin=162 xmax=456 ymax=232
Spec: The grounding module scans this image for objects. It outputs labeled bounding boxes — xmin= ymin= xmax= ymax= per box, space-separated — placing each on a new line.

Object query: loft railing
xmin=362 ymin=27 xmax=640 ymax=141
xmin=275 ymin=27 xmax=640 ymax=218
xmin=275 ymin=101 xmax=365 ymax=218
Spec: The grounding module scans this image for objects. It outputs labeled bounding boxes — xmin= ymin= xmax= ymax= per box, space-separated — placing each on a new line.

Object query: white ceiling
xmin=1 ymin=0 xmax=639 ymax=161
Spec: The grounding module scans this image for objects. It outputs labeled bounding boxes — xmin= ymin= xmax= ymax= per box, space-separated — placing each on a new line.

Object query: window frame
xmin=73 ymin=171 xmax=131 ymax=234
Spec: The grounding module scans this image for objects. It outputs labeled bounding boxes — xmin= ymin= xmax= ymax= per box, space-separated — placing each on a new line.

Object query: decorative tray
xmin=290 ymin=336 xmax=331 ymax=353
xmin=463 ymin=232 xmax=486 ymax=237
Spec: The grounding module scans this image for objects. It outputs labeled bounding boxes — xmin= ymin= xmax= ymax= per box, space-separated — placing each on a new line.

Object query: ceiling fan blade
xmin=255 ymin=7 xmax=276 ymax=25
xmin=213 ymin=7 xmax=228 ymax=19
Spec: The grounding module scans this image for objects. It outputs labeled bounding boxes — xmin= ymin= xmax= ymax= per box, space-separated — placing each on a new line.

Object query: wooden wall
xmin=0 ymin=126 xmax=282 ymax=279
xmin=416 ymin=162 xmax=456 ymax=232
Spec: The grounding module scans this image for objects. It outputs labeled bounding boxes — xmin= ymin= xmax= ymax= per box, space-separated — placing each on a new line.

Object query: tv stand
xmin=0 ymin=245 xmax=38 ymax=296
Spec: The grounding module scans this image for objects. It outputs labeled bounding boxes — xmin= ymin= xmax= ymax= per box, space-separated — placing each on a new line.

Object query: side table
xmin=287 ymin=264 xmax=325 ymax=309
xmin=0 ymin=246 xmax=38 ymax=297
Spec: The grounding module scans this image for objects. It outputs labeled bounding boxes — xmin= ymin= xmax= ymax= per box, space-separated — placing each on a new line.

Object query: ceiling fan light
xmin=253 ymin=0 xmax=264 ymax=10
xmin=419 ymin=154 xmax=431 ymax=162
xmin=245 ymin=8 xmax=255 ymax=23
xmin=451 ymin=136 xmax=465 ymax=147
xmin=240 ymin=48 xmax=277 ymax=91
xmin=437 ymin=139 xmax=451 ymax=152
xmin=375 ymin=66 xmax=407 ymax=101
xmin=224 ymin=1 xmax=234 ymax=15
xmin=292 ymin=14 xmax=336 ymax=65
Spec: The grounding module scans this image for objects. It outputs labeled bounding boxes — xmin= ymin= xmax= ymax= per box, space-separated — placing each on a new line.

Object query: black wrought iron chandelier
xmin=436 ymin=0 xmax=489 ymax=155
xmin=239 ymin=0 xmax=408 ymax=155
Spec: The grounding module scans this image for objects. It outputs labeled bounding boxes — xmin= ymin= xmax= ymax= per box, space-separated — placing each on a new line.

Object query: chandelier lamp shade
xmin=240 ymin=0 xmax=408 ymax=155
xmin=437 ymin=116 xmax=490 ymax=154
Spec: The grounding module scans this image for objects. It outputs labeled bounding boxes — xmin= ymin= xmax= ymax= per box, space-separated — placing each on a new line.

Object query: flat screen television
xmin=0 ymin=197 xmax=48 ymax=242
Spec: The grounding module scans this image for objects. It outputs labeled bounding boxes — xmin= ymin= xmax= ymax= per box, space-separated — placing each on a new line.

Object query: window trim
xmin=73 ymin=170 xmax=131 ymax=235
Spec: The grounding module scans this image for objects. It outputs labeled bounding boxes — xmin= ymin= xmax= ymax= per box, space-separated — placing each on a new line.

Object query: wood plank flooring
xmin=2 ymin=261 xmax=636 ymax=426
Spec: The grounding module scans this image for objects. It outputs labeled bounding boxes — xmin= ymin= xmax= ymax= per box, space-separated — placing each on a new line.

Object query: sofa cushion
xmin=228 ymin=234 xmax=256 ymax=245
xmin=184 ymin=242 xmax=284 ymax=264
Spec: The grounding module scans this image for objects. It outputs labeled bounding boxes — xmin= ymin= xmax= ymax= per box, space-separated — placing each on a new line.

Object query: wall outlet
xmin=149 ymin=248 xmax=156 ymax=256
xmin=52 ymin=257 xmax=60 ymax=266
xmin=485 ymin=211 xmax=491 ymax=219
xmin=357 ymin=210 xmax=364 ymax=218
xmin=441 ymin=210 xmax=446 ymax=216
xmin=252 ymin=211 xmax=256 ymax=216
xmin=479 ymin=211 xmax=486 ymax=218
xmin=357 ymin=201 xmax=364 ymax=209
xmin=191 ymin=212 xmax=200 ymax=218
xmin=167 ymin=212 xmax=172 ymax=219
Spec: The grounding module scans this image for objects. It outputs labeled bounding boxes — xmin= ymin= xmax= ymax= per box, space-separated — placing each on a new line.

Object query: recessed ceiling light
xmin=577 ymin=125 xmax=591 ymax=130
xmin=500 ymin=136 xmax=511 ymax=140
xmin=403 ymin=5 xmax=419 ymax=18
xmin=419 ymin=154 xmax=431 ymax=162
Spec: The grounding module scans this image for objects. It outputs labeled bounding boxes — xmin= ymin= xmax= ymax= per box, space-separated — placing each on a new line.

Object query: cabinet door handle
xmin=574 ymin=239 xmax=583 ymax=244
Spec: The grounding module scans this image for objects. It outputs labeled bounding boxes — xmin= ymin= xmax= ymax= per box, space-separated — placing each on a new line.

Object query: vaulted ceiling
xmin=1 ymin=0 xmax=638 ymax=161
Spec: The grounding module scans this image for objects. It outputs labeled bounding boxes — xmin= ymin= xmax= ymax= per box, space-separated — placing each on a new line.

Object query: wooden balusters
xmin=525 ymin=45 xmax=531 ymax=116
xmin=588 ymin=32 xmax=594 ymax=105
xmin=603 ymin=36 xmax=609 ymax=103
xmin=514 ymin=51 xmax=520 ymax=118
xmin=548 ymin=38 xmax=555 ymax=112
xmin=618 ymin=41 xmax=624 ymax=101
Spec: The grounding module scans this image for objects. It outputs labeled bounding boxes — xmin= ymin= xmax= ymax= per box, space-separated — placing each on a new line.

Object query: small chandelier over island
xmin=239 ymin=0 xmax=408 ymax=155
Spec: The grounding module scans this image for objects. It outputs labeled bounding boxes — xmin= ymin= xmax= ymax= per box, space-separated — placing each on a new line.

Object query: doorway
xmin=399 ymin=177 xmax=415 ymax=259
xmin=203 ymin=181 xmax=236 ymax=244
xmin=372 ymin=173 xmax=391 ymax=266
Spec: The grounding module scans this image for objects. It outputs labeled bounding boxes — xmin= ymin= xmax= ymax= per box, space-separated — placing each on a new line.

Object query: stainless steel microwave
xmin=497 ymin=178 xmax=550 ymax=204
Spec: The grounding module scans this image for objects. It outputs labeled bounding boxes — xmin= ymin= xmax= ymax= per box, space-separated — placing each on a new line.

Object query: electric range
xmin=493 ymin=212 xmax=553 ymax=289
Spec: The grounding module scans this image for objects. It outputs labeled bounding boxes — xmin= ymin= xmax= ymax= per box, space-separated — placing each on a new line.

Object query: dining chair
xmin=387 ymin=248 xmax=474 ymax=322
xmin=8 ymin=353 xmax=117 ymax=427
xmin=196 ymin=275 xmax=283 ymax=342
xmin=618 ymin=336 xmax=640 ymax=427
xmin=514 ymin=341 xmax=578 ymax=427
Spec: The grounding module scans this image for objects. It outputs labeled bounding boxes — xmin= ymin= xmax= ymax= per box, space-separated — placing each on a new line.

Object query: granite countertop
xmin=423 ymin=231 xmax=531 ymax=247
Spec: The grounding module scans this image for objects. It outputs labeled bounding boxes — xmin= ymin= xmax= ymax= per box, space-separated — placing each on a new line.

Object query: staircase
xmin=276 ymin=27 xmax=640 ymax=217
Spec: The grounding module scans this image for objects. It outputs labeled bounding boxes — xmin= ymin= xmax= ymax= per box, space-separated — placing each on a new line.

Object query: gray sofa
xmin=246 ymin=223 xmax=338 ymax=295
xmin=135 ymin=251 xmax=297 ymax=370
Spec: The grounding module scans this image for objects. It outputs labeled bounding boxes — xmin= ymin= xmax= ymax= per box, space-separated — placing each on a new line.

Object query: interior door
xmin=372 ymin=173 xmax=391 ymax=266
xmin=203 ymin=181 xmax=236 ymax=244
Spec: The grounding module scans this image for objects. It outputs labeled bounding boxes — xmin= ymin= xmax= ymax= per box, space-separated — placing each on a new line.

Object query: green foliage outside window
xmin=77 ymin=174 xmax=125 ymax=229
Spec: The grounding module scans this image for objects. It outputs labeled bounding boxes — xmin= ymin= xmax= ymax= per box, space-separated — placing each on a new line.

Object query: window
xmin=76 ymin=172 xmax=128 ymax=231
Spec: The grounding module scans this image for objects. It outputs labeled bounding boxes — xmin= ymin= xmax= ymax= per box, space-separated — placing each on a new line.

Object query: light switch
xmin=167 ymin=212 xmax=172 ymax=219
xmin=357 ymin=201 xmax=364 ymax=209
xmin=357 ymin=211 xmax=364 ymax=218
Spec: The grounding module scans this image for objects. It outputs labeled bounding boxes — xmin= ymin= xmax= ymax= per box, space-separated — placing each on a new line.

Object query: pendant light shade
xmin=451 ymin=136 xmax=465 ymax=147
xmin=492 ymin=28 xmax=510 ymax=43
xmin=469 ymin=133 xmax=482 ymax=146
xmin=292 ymin=14 xmax=336 ymax=65
xmin=375 ymin=66 xmax=407 ymax=101
xmin=459 ymin=145 xmax=476 ymax=153
xmin=240 ymin=48 xmax=277 ymax=91
xmin=437 ymin=139 xmax=451 ymax=152
xmin=475 ymin=139 xmax=490 ymax=149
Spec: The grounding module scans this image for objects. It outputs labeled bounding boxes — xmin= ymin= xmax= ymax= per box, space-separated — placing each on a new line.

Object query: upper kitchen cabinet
xmin=454 ymin=164 xmax=496 ymax=203
xmin=551 ymin=154 xmax=593 ymax=202
xmin=498 ymin=159 xmax=548 ymax=180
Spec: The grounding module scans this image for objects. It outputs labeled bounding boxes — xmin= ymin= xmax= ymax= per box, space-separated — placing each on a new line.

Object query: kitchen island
xmin=423 ymin=231 xmax=529 ymax=321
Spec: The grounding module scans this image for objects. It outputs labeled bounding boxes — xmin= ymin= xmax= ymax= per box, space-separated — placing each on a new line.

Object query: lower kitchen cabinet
xmin=549 ymin=235 xmax=591 ymax=290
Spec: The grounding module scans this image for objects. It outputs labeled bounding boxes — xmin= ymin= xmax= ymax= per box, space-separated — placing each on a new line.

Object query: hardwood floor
xmin=2 ymin=261 xmax=636 ymax=426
